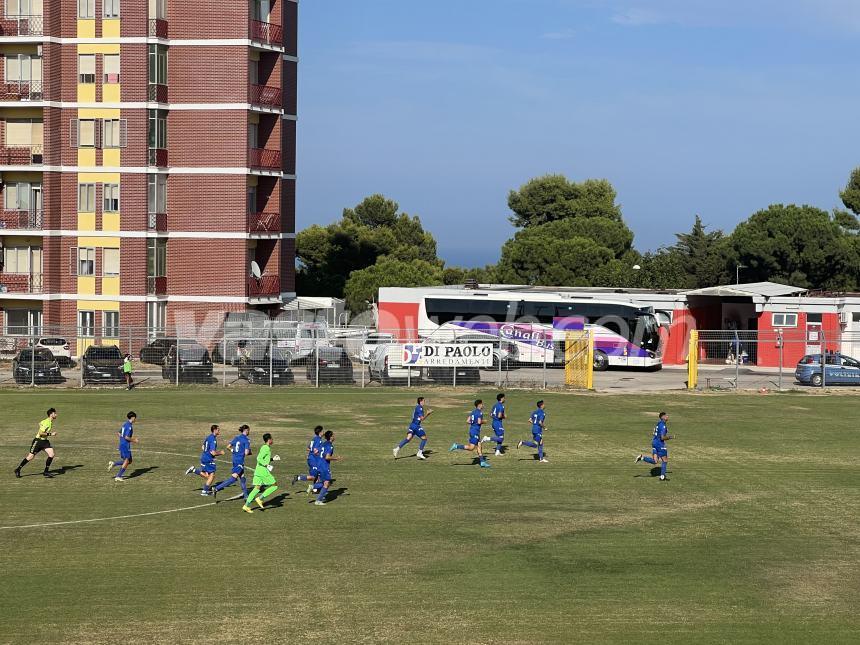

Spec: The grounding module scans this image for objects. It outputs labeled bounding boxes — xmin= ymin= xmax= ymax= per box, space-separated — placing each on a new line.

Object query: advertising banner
xmin=401 ymin=343 xmax=493 ymax=367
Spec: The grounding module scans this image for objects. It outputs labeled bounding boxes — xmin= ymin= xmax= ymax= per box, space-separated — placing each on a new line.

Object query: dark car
xmin=139 ymin=338 xmax=177 ymax=364
xmin=239 ymin=345 xmax=295 ymax=385
xmin=13 ymin=348 xmax=62 ymax=384
xmin=306 ymin=346 xmax=354 ymax=384
xmin=82 ymin=345 xmax=124 ymax=384
xmin=162 ymin=343 xmax=214 ymax=383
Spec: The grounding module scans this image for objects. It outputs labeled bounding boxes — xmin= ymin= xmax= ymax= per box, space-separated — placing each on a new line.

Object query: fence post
xmin=778 ymin=329 xmax=783 ymax=391
xmin=128 ymin=326 xmax=132 ymax=359
xmin=30 ymin=333 xmax=35 ymax=387
xmin=542 ymin=342 xmax=547 ymax=390
xmin=452 ymin=364 xmax=457 ymax=389
xmin=407 ymin=364 xmax=411 ymax=388
xmin=315 ymin=343 xmax=319 ymax=388
xmin=733 ymin=330 xmax=739 ymax=391
xmin=821 ymin=331 xmax=826 ymax=388
xmin=497 ymin=338 xmax=502 ymax=388
xmin=176 ymin=338 xmax=180 ymax=386
xmin=222 ymin=337 xmax=227 ymax=387
xmin=269 ymin=331 xmax=273 ymax=388
xmin=361 ymin=353 xmax=366 ymax=388
xmin=80 ymin=342 xmax=84 ymax=388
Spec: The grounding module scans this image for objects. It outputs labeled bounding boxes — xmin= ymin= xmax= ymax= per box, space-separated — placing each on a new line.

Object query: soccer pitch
xmin=0 ymin=389 xmax=857 ymax=644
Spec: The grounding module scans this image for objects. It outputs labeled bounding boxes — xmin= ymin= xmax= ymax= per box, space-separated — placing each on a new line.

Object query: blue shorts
xmin=119 ymin=446 xmax=132 ymax=461
xmin=199 ymin=462 xmax=216 ymax=474
xmin=231 ymin=464 xmax=245 ymax=477
xmin=307 ymin=459 xmax=319 ymax=474
xmin=492 ymin=425 xmax=505 ymax=438
xmin=652 ymin=445 xmax=668 ymax=459
xmin=532 ymin=432 xmax=543 ymax=444
xmin=318 ymin=466 xmax=332 ymax=482
xmin=408 ymin=426 xmax=426 ymax=439
xmin=468 ymin=431 xmax=481 ymax=446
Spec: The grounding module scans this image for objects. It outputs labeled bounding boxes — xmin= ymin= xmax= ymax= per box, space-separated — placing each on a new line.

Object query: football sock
xmin=117 ymin=467 xmax=126 ymax=478
xmin=495 ymin=435 xmax=504 ymax=445
xmin=316 ymin=486 xmax=329 ymax=502
xmin=455 ymin=444 xmax=465 ymax=450
xmin=113 ymin=460 xmax=124 ymax=467
xmin=660 ymin=461 xmax=667 ymax=477
xmin=193 ymin=467 xmax=201 ymax=475
xmin=239 ymin=477 xmax=248 ymax=496
xmin=44 ymin=456 xmax=53 ymax=471
xmin=246 ymin=488 xmax=260 ymax=505
xmin=261 ymin=485 xmax=278 ymax=499
xmin=215 ymin=478 xmax=235 ymax=492
xmin=538 ymin=445 xmax=544 ymax=460
xmin=17 ymin=458 xmax=29 ymax=469
xmin=202 ymin=484 xmax=210 ymax=493
xmin=419 ymin=439 xmax=427 ymax=451
xmin=643 ymin=456 xmax=656 ymax=464
xmin=522 ymin=441 xmax=537 ymax=449
xmin=397 ymin=438 xmax=410 ymax=449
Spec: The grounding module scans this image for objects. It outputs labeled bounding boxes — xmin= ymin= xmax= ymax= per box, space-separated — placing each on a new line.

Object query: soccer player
xmin=482 ymin=393 xmax=507 ymax=456
xmin=212 ymin=424 xmax=251 ymax=500
xmin=636 ymin=412 xmax=673 ymax=481
xmin=292 ymin=425 xmax=323 ymax=494
xmin=314 ymin=430 xmax=342 ymax=506
xmin=184 ymin=425 xmax=224 ymax=496
xmin=448 ymin=400 xmax=490 ymax=468
xmin=242 ymin=432 xmax=281 ymax=513
xmin=123 ymin=354 xmax=134 ymax=390
xmin=108 ymin=411 xmax=138 ymax=481
xmin=393 ymin=396 xmax=433 ymax=460
xmin=517 ymin=400 xmax=548 ymax=463
xmin=14 ymin=407 xmax=59 ymax=478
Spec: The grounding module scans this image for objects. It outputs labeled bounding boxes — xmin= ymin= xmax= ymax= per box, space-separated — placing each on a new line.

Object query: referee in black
xmin=14 ymin=408 xmax=59 ymax=478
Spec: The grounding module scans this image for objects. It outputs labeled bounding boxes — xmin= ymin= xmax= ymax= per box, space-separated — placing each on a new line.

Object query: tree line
xmin=296 ymin=168 xmax=860 ymax=312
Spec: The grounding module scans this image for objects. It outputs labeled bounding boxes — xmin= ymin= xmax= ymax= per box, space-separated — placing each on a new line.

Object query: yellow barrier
xmin=687 ymin=329 xmax=699 ymax=390
xmin=565 ymin=330 xmax=594 ymax=390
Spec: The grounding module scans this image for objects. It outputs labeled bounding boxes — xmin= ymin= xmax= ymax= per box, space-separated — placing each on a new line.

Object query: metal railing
xmin=250 ymin=83 xmax=282 ymax=108
xmin=146 ymin=276 xmax=167 ymax=295
xmin=148 ymin=148 xmax=168 ymax=167
xmin=247 ymin=275 xmax=280 ymax=297
xmin=147 ymin=83 xmax=168 ymax=103
xmin=0 ymin=144 xmax=42 ymax=164
xmin=0 ymin=80 xmax=43 ymax=101
xmin=250 ymin=19 xmax=283 ymax=46
xmin=0 ymin=15 xmax=43 ymax=36
xmin=148 ymin=18 xmax=168 ymax=38
xmin=147 ymin=212 xmax=167 ymax=232
xmin=0 ymin=272 xmax=42 ymax=293
xmin=248 ymin=148 xmax=281 ymax=170
xmin=0 ymin=209 xmax=43 ymax=230
xmin=247 ymin=211 xmax=280 ymax=233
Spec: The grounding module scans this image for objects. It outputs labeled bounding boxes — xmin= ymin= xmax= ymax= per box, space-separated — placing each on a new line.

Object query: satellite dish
xmin=250 ymin=261 xmax=262 ymax=279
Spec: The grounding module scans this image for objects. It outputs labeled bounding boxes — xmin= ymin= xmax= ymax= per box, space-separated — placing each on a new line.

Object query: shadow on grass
xmin=126 ymin=466 xmax=158 ymax=479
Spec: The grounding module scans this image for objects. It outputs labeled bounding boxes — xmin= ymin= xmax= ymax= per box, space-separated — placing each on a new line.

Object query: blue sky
xmin=297 ymin=0 xmax=860 ymax=266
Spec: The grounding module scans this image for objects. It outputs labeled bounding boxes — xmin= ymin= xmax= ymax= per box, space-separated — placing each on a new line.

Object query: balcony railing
xmin=148 ymin=18 xmax=168 ymax=38
xmin=146 ymin=276 xmax=167 ymax=295
xmin=247 ymin=211 xmax=281 ymax=234
xmin=0 ymin=209 xmax=43 ymax=230
xmin=247 ymin=274 xmax=280 ymax=297
xmin=248 ymin=148 xmax=281 ymax=171
xmin=0 ymin=272 xmax=43 ymax=294
xmin=0 ymin=144 xmax=42 ymax=165
xmin=148 ymin=148 xmax=168 ymax=167
xmin=0 ymin=80 xmax=43 ymax=101
xmin=250 ymin=84 xmax=282 ymax=108
xmin=147 ymin=212 xmax=167 ymax=232
xmin=250 ymin=19 xmax=282 ymax=46
xmin=0 ymin=15 xmax=43 ymax=36
xmin=147 ymin=83 xmax=168 ymax=103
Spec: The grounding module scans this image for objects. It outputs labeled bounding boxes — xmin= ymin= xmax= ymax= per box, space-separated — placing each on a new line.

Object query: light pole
xmin=736 ymin=264 xmax=747 ymax=285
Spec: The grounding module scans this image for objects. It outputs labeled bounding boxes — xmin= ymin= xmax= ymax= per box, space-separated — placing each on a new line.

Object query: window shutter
xmin=69 ymin=119 xmax=78 ymax=148
xmin=70 ymin=247 xmax=78 ymax=275
xmin=119 ymin=119 xmax=128 ymax=148
xmin=94 ymin=119 xmax=102 ymax=149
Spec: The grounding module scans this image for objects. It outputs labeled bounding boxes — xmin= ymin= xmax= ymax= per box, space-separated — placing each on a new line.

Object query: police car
xmin=795 ymin=352 xmax=860 ymax=386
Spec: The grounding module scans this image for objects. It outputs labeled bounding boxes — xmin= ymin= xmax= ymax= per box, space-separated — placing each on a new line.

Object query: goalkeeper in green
xmin=242 ymin=432 xmax=280 ymax=513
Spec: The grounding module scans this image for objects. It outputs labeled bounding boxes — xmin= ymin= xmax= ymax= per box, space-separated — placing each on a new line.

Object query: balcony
xmin=0 ymin=209 xmax=42 ymax=230
xmin=147 ymin=83 xmax=168 ymax=103
xmin=0 ymin=145 xmax=42 ymax=165
xmin=148 ymin=148 xmax=168 ymax=167
xmin=250 ymin=84 xmax=282 ymax=109
xmin=248 ymin=148 xmax=281 ymax=171
xmin=247 ymin=274 xmax=280 ymax=298
xmin=146 ymin=276 xmax=167 ymax=295
xmin=147 ymin=212 xmax=167 ymax=232
xmin=247 ymin=211 xmax=280 ymax=234
xmin=148 ymin=18 xmax=168 ymax=38
xmin=0 ymin=272 xmax=42 ymax=294
xmin=0 ymin=80 xmax=43 ymax=102
xmin=249 ymin=19 xmax=282 ymax=47
xmin=0 ymin=15 xmax=43 ymax=36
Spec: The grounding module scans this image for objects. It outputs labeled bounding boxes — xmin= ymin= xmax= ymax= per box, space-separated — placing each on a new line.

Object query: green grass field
xmin=0 ymin=388 xmax=858 ymax=644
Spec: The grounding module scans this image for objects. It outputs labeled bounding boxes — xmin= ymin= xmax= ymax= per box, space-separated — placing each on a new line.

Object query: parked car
xmin=273 ymin=322 xmax=332 ymax=364
xmin=239 ymin=345 xmax=295 ymax=385
xmin=306 ymin=346 xmax=354 ymax=384
xmin=368 ymin=343 xmax=418 ymax=385
xmin=795 ymin=353 xmax=860 ymax=386
xmin=162 ymin=343 xmax=214 ymax=383
xmin=358 ymin=332 xmax=395 ymax=363
xmin=82 ymin=345 xmax=124 ymax=385
xmin=139 ymin=338 xmax=177 ymax=364
xmin=13 ymin=348 xmax=62 ymax=384
xmin=34 ymin=337 xmax=73 ymax=366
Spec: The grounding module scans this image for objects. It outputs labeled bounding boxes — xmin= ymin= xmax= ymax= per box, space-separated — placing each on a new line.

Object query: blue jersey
xmin=409 ymin=405 xmax=425 ymax=431
xmin=530 ymin=408 xmax=546 ymax=433
xmin=308 ymin=434 xmax=324 ymax=464
xmin=229 ymin=434 xmax=251 ymax=467
xmin=468 ymin=409 xmax=483 ymax=433
xmin=118 ymin=420 xmax=133 ymax=450
xmin=319 ymin=441 xmax=334 ymax=470
xmin=491 ymin=402 xmax=505 ymax=430
xmin=652 ymin=420 xmax=668 ymax=447
xmin=200 ymin=434 xmax=218 ymax=464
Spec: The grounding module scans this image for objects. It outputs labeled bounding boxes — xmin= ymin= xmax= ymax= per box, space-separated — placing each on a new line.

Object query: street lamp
xmin=736 ymin=264 xmax=747 ymax=285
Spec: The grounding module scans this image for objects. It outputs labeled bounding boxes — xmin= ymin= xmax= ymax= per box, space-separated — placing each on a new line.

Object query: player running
xmin=393 ymin=396 xmax=433 ymax=460
xmin=242 ymin=432 xmax=281 ymax=513
xmin=185 ymin=425 xmax=224 ymax=496
xmin=314 ymin=430 xmax=341 ymax=506
xmin=636 ymin=412 xmax=673 ymax=481
xmin=14 ymin=407 xmax=59 ymax=478
xmin=449 ymin=400 xmax=491 ymax=468
xmin=482 ymin=393 xmax=507 ymax=456
xmin=108 ymin=411 xmax=138 ymax=481
xmin=212 ymin=424 xmax=252 ymax=500
xmin=517 ymin=400 xmax=548 ymax=463
xmin=292 ymin=425 xmax=324 ymax=494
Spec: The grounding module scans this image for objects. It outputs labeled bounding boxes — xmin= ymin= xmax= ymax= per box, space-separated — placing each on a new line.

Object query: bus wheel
xmin=593 ymin=350 xmax=609 ymax=372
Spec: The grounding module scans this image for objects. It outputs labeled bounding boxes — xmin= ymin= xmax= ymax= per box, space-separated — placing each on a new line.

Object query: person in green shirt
xmin=14 ymin=408 xmax=58 ymax=478
xmin=242 ymin=433 xmax=280 ymax=513
xmin=123 ymin=354 xmax=134 ymax=390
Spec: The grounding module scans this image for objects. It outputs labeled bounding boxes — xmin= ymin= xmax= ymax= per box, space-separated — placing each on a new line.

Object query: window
xmin=104 ymin=54 xmax=120 ymax=83
xmin=103 ymin=248 xmax=120 ymax=276
xmin=78 ymin=311 xmax=95 ymax=337
xmin=772 ymin=313 xmax=798 ymax=328
xmin=248 ymin=122 xmax=258 ymax=148
xmin=103 ymin=311 xmax=120 ymax=337
xmin=77 ymin=119 xmax=96 ymax=148
xmin=3 ymin=246 xmax=30 ymax=273
xmin=78 ymin=248 xmax=95 ymax=276
xmin=4 ymin=309 xmax=41 ymax=335
xmin=102 ymin=119 xmax=125 ymax=148
xmin=4 ymin=182 xmax=36 ymax=210
xmin=148 ymin=0 xmax=167 ymax=19
xmin=78 ymin=54 xmax=95 ymax=83
xmin=247 ymin=188 xmax=257 ymax=214
xmin=148 ymin=109 xmax=167 ymax=149
xmin=6 ymin=119 xmax=33 ymax=146
xmin=6 ymin=54 xmax=41 ymax=83
xmin=147 ymin=174 xmax=167 ymax=213
xmin=807 ymin=313 xmax=822 ymax=323
xmin=103 ymin=184 xmax=120 ymax=212
xmin=147 ymin=238 xmax=166 ymax=277
xmin=103 ymin=0 xmax=120 ymax=18
xmin=148 ymin=45 xmax=167 ymax=85
xmin=77 ymin=183 xmax=96 ymax=212
xmin=78 ymin=0 xmax=94 ymax=18
xmin=147 ymin=301 xmax=167 ymax=336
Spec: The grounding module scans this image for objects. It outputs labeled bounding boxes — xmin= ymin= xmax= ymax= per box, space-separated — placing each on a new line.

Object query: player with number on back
xmin=449 ymin=400 xmax=491 ymax=468
xmin=212 ymin=424 xmax=251 ymax=500
xmin=482 ymin=393 xmax=507 ymax=456
xmin=635 ymin=412 xmax=673 ymax=481
xmin=184 ymin=425 xmax=225 ymax=496
xmin=14 ymin=407 xmax=59 ymax=479
xmin=393 ymin=396 xmax=433 ymax=460
xmin=242 ymin=432 xmax=280 ymax=513
xmin=108 ymin=411 xmax=138 ymax=481
xmin=517 ymin=400 xmax=549 ymax=463
xmin=292 ymin=425 xmax=323 ymax=494
xmin=314 ymin=430 xmax=341 ymax=506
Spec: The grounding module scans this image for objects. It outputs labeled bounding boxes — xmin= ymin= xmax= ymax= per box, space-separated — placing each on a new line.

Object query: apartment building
xmin=0 ymin=0 xmax=298 ymax=352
